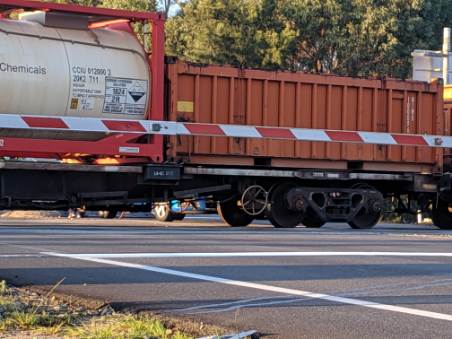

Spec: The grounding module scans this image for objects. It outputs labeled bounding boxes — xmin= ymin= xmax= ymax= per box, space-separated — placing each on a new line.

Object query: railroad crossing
xmin=2 ymin=218 xmax=452 ymax=338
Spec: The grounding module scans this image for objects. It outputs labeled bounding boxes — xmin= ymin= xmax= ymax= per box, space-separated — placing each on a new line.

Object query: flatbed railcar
xmin=0 ymin=0 xmax=451 ymax=229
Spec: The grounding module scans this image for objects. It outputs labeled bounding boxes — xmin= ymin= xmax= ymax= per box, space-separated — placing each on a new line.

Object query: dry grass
xmin=0 ymin=281 xmax=195 ymax=338
xmin=66 ymin=314 xmax=192 ymax=339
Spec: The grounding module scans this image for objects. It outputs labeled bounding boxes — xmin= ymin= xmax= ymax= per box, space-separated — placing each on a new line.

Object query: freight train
xmin=0 ymin=0 xmax=451 ymax=229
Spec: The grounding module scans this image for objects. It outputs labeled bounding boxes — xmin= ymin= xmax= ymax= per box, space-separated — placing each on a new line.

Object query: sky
xmin=168 ymin=5 xmax=180 ymax=16
xmin=158 ymin=1 xmax=182 ymax=17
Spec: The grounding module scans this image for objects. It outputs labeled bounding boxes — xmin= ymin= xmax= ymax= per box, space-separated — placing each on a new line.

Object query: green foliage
xmin=6 ymin=311 xmax=40 ymax=330
xmin=166 ymin=0 xmax=452 ymax=78
xmin=0 ymin=308 xmax=72 ymax=333
xmin=166 ymin=0 xmax=297 ymax=69
xmin=100 ymin=0 xmax=156 ymax=11
xmin=21 ymin=0 xmax=452 ymax=78
xmin=0 ymin=281 xmax=194 ymax=337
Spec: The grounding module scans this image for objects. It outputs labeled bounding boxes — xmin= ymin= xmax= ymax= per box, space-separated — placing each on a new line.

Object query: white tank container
xmin=412 ymin=28 xmax=452 ymax=85
xmin=0 ymin=12 xmax=150 ymax=120
xmin=411 ymin=50 xmax=443 ymax=82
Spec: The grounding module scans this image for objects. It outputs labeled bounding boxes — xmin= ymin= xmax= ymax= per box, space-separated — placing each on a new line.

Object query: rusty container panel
xmin=167 ymin=61 xmax=444 ymax=173
xmin=443 ymin=86 xmax=452 ymax=169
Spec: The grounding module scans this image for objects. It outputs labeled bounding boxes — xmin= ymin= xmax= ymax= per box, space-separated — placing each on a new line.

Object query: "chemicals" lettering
xmin=0 ymin=63 xmax=47 ymax=75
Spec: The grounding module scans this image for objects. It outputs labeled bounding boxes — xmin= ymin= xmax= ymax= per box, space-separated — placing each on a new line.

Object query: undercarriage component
xmin=432 ymin=199 xmax=452 ymax=230
xmin=152 ymin=202 xmax=185 ymax=222
xmin=144 ymin=165 xmax=182 ymax=182
xmin=347 ymin=184 xmax=383 ymax=229
xmin=348 ymin=198 xmax=383 ymax=229
xmin=431 ymin=173 xmax=452 ymax=229
xmin=268 ymin=183 xmax=304 ymax=228
xmin=99 ymin=208 xmax=118 ymax=219
xmin=240 ymin=185 xmax=268 ymax=216
xmin=400 ymin=213 xmax=416 ymax=224
xmin=174 ymin=185 xmax=231 ymax=199
xmin=301 ymin=208 xmax=325 ymax=228
xmin=217 ymin=198 xmax=254 ymax=227
xmin=283 ymin=185 xmax=384 ymax=229
xmin=172 ymin=213 xmax=186 ymax=221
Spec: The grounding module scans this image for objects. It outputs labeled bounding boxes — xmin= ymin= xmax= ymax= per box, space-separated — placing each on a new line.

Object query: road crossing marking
xmin=0 ymin=254 xmax=44 ymax=258
xmin=43 ymin=251 xmax=452 ymax=322
xmin=64 ymin=251 xmax=452 ymax=259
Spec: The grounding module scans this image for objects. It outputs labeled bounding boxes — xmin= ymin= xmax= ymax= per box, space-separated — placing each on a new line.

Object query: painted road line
xmin=60 ymin=251 xmax=452 ymax=259
xmin=43 ymin=251 xmax=452 ymax=322
xmin=0 ymin=254 xmax=44 ymax=258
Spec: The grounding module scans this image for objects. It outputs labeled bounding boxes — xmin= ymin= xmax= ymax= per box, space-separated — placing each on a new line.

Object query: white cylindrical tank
xmin=0 ymin=12 xmax=150 ymax=120
xmin=412 ymin=49 xmax=452 ymax=84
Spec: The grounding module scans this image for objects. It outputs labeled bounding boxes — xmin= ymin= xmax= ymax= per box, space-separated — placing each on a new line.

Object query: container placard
xmin=103 ymin=77 xmax=148 ymax=115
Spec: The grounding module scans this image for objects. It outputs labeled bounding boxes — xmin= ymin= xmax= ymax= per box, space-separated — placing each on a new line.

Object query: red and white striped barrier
xmin=0 ymin=113 xmax=451 ymax=148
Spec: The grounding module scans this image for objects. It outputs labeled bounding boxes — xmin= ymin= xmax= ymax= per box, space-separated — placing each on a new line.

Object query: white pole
xmin=443 ymin=27 xmax=451 ymax=84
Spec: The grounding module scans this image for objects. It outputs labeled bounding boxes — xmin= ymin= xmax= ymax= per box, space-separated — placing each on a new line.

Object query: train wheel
xmin=432 ymin=199 xmax=452 ymax=230
xmin=301 ymin=209 xmax=325 ymax=228
xmin=348 ymin=201 xmax=382 ymax=229
xmin=105 ymin=209 xmax=118 ymax=219
xmin=218 ymin=199 xmax=254 ymax=227
xmin=268 ymin=183 xmax=303 ymax=228
xmin=99 ymin=209 xmax=118 ymax=219
xmin=401 ymin=213 xmax=415 ymax=224
xmin=153 ymin=203 xmax=174 ymax=222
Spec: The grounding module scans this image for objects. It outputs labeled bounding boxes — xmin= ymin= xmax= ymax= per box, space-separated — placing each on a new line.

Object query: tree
xmin=281 ymin=0 xmax=345 ymax=73
xmin=166 ymin=0 xmax=452 ymax=78
xmin=101 ymin=0 xmax=156 ymax=11
xmin=27 ymin=0 xmax=452 ymax=78
xmin=166 ymin=0 xmax=297 ymax=69
xmin=281 ymin=0 xmax=426 ymax=77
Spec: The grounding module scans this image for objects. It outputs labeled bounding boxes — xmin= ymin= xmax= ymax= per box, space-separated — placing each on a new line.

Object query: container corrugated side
xmin=167 ymin=61 xmax=444 ymax=173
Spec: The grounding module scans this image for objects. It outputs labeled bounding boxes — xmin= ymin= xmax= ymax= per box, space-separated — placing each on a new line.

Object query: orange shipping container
xmin=167 ymin=61 xmax=444 ymax=173
xmin=443 ymin=85 xmax=452 ymax=170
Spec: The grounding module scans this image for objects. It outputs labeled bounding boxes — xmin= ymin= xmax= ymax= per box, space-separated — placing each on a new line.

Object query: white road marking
xmin=62 ymin=251 xmax=452 ymax=259
xmin=43 ymin=251 xmax=452 ymax=322
xmin=179 ymin=277 xmax=452 ymax=315
xmin=0 ymin=254 xmax=44 ymax=258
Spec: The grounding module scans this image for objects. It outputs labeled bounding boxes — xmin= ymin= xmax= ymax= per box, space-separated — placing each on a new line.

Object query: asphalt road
xmin=1 ymin=217 xmax=452 ymax=338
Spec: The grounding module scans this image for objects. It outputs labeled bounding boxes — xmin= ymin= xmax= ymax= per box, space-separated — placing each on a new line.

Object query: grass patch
xmin=67 ymin=314 xmax=192 ymax=339
xmin=0 ymin=281 xmax=196 ymax=338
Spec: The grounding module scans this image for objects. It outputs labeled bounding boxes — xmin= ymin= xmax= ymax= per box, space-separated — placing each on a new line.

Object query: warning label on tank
xmin=103 ymin=77 xmax=148 ymax=115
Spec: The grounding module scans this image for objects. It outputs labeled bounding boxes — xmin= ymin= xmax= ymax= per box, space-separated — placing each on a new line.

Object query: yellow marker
xmin=444 ymin=86 xmax=452 ymax=102
xmin=70 ymin=98 xmax=79 ymax=110
xmin=177 ymin=101 xmax=194 ymax=113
